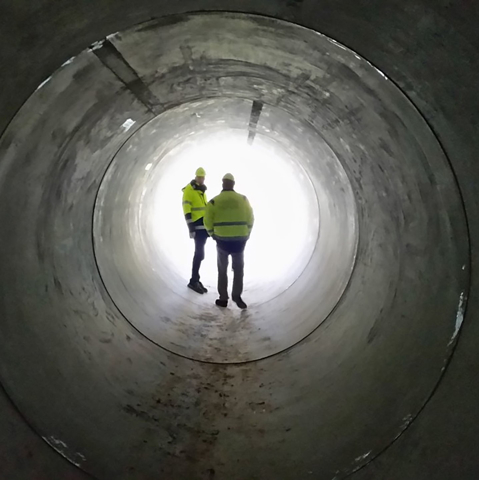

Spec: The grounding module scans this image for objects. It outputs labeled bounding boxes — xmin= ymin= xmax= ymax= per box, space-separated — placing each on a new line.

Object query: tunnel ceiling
xmin=0 ymin=10 xmax=473 ymax=480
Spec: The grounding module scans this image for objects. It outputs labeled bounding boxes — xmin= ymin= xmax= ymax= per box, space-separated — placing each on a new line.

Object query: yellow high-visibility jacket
xmin=182 ymin=181 xmax=207 ymax=232
xmin=204 ymin=190 xmax=254 ymax=241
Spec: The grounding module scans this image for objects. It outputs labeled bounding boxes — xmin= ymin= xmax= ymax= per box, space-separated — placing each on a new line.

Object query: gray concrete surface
xmin=92 ymin=20 xmax=360 ymax=362
xmin=0 ymin=2 xmax=477 ymax=480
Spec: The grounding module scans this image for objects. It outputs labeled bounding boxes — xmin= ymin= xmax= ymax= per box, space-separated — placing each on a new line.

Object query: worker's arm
xmin=246 ymin=197 xmax=254 ymax=236
xmin=204 ymin=200 xmax=215 ymax=237
xmin=182 ymin=189 xmax=195 ymax=236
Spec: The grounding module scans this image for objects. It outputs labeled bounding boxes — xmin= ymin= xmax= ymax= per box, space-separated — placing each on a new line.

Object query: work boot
xmin=198 ymin=281 xmax=208 ymax=293
xmin=233 ymin=297 xmax=247 ymax=309
xmin=188 ymin=282 xmax=204 ymax=294
xmin=215 ymin=299 xmax=228 ymax=308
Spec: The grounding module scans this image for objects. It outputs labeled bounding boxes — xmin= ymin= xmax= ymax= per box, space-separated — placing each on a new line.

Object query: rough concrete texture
xmin=92 ymin=22 xmax=360 ymax=363
xmin=0 ymin=2 xmax=477 ymax=480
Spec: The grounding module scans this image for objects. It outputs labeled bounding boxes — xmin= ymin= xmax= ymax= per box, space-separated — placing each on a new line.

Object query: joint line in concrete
xmin=93 ymin=39 xmax=164 ymax=115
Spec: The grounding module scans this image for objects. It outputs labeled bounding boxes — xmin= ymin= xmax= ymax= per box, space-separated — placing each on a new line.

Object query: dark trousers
xmin=216 ymin=242 xmax=246 ymax=301
xmin=190 ymin=230 xmax=209 ymax=283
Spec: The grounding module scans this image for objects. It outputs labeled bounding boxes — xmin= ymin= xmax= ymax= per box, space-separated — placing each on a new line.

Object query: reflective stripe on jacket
xmin=204 ymin=190 xmax=254 ymax=241
xmin=182 ymin=182 xmax=207 ymax=231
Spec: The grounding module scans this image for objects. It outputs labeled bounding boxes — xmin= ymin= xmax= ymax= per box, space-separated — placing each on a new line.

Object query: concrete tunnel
xmin=0 ymin=3 xmax=478 ymax=480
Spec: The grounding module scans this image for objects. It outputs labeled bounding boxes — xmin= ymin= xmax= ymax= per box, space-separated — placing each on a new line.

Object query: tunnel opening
xmin=93 ymin=96 xmax=357 ymax=362
xmin=0 ymin=11 xmax=470 ymax=480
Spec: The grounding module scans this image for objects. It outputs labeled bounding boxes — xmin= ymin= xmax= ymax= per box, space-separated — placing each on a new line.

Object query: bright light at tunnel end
xmin=149 ymin=133 xmax=318 ymax=290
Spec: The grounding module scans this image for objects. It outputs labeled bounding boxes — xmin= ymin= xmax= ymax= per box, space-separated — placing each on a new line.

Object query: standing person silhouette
xmin=182 ymin=167 xmax=208 ymax=294
xmin=204 ymin=173 xmax=254 ymax=309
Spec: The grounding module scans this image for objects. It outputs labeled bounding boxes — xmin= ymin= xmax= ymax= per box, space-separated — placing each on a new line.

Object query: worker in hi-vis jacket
xmin=204 ymin=173 xmax=254 ymax=309
xmin=182 ymin=167 xmax=209 ymax=294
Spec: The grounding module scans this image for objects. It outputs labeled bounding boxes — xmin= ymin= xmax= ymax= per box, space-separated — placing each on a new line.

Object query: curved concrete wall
xmin=92 ymin=20 xmax=360 ymax=363
xmin=0 ymin=3 xmax=478 ymax=480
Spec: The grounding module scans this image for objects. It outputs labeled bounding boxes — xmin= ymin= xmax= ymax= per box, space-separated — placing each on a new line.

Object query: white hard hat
xmin=222 ymin=173 xmax=235 ymax=182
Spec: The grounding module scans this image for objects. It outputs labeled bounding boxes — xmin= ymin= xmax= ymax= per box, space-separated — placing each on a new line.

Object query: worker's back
xmin=204 ymin=190 xmax=254 ymax=242
xmin=206 ymin=175 xmax=254 ymax=309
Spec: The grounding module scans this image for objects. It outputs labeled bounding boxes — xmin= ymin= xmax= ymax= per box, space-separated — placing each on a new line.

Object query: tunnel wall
xmin=91 ymin=24 xmax=360 ymax=364
xmin=1 ymin=1 xmax=478 ymax=479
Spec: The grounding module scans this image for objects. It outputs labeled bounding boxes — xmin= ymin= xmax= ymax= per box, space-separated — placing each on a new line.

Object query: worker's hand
xmin=189 ymin=231 xmax=196 ymax=239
